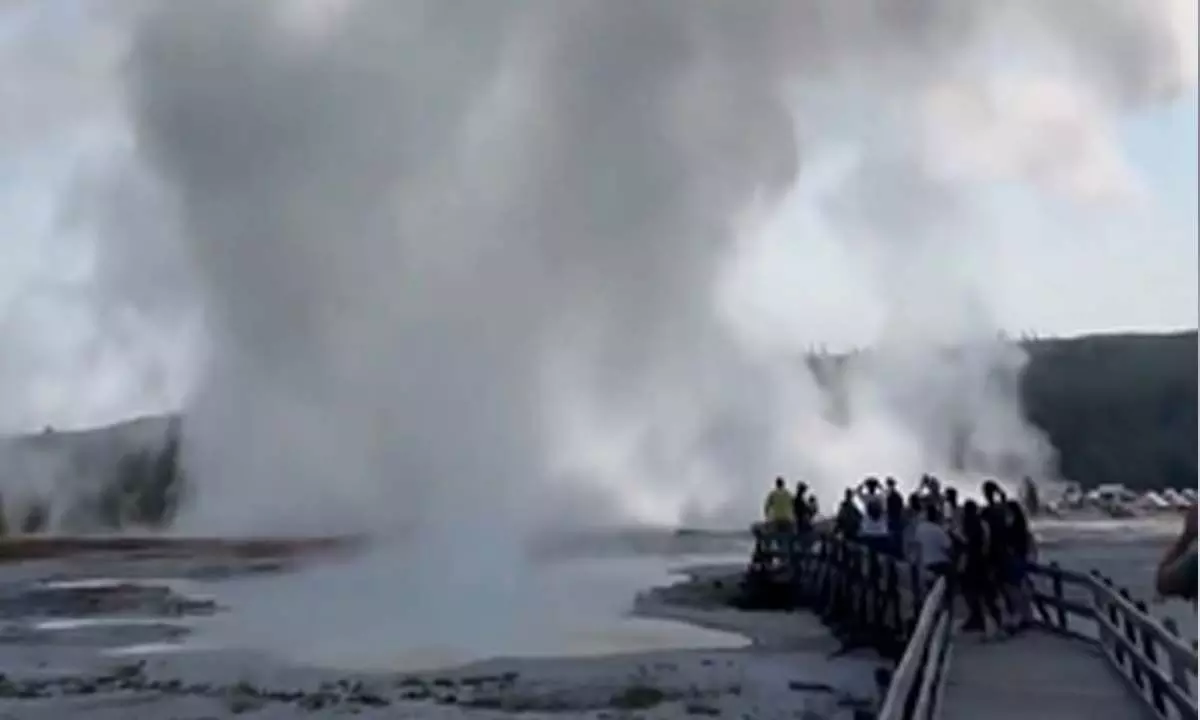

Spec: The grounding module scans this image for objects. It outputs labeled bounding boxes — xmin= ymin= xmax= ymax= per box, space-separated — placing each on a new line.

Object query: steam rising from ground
xmin=111 ymin=0 xmax=1192 ymax=531
xmin=0 ymin=0 xmax=1195 ymax=654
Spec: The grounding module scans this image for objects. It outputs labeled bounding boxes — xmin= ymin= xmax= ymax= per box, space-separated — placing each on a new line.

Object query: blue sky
xmin=1125 ymin=91 xmax=1198 ymax=214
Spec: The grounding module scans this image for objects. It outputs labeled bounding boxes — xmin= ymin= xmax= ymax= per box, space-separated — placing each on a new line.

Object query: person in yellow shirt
xmin=764 ymin=477 xmax=796 ymax=532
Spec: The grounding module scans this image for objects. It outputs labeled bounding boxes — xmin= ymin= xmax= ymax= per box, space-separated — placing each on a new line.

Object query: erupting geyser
xmin=0 ymin=0 xmax=1194 ymax=659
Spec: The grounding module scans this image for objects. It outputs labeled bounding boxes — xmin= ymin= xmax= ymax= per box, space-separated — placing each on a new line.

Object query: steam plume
xmin=2 ymin=0 xmax=1195 ymax=535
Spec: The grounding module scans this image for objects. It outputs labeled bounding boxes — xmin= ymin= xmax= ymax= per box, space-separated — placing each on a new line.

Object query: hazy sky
xmin=0 ymin=0 xmax=1196 ymax=433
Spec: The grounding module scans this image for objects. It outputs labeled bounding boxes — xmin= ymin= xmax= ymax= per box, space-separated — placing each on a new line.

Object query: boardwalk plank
xmin=940 ymin=629 xmax=1154 ymax=720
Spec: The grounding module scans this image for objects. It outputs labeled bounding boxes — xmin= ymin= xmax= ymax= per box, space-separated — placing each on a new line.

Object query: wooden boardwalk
xmin=769 ymin=530 xmax=1196 ymax=719
xmin=940 ymin=629 xmax=1154 ymax=720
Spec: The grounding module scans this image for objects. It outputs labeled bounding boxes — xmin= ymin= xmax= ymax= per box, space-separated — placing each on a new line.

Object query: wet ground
xmin=0 ymin=521 xmax=1184 ymax=718
xmin=0 ymin=534 xmax=881 ymax=719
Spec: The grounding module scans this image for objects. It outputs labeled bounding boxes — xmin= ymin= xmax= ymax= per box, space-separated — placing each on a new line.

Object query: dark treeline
xmin=3 ymin=330 xmax=1195 ymax=533
xmin=807 ymin=330 xmax=1197 ymax=492
xmin=1020 ymin=330 xmax=1197 ymax=491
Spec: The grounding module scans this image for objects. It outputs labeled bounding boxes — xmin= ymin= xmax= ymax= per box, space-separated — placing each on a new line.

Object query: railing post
xmin=1089 ymin=571 xmax=1113 ymax=662
xmin=1118 ymin=588 xmax=1145 ymax=692
xmin=1134 ymin=599 xmax=1166 ymax=717
xmin=1094 ymin=575 xmax=1124 ymax=670
xmin=1161 ymin=618 xmax=1191 ymax=700
xmin=1049 ymin=562 xmax=1068 ymax=631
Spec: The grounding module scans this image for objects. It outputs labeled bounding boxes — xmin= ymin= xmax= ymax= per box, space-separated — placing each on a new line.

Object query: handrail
xmin=1087 ymin=572 xmax=1197 ymax=672
xmin=910 ymin=606 xmax=951 ymax=718
xmin=766 ymin=526 xmax=1197 ymax=720
xmin=1023 ymin=561 xmax=1198 ymax=719
xmin=762 ymin=530 xmax=951 ymax=720
xmin=878 ymin=576 xmax=949 ymax=720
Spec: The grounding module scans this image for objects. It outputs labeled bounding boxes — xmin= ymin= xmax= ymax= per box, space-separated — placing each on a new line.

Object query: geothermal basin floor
xmin=0 ymin=536 xmax=883 ymax=719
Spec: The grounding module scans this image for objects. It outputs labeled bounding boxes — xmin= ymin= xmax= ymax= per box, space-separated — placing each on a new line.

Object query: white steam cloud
xmin=1 ymin=2 xmax=1195 ymax=539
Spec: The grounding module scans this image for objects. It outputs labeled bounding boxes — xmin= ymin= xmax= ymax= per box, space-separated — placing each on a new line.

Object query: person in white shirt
xmin=913 ymin=503 xmax=953 ymax=585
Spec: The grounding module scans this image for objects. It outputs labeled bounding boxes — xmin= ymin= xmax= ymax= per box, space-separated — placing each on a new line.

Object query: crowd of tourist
xmin=760 ymin=474 xmax=1037 ymax=635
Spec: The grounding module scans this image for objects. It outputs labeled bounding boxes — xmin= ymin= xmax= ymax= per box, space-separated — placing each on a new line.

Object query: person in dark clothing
xmin=902 ymin=492 xmax=924 ymax=560
xmin=1001 ymin=499 xmax=1035 ymax=630
xmin=793 ymin=482 xmax=814 ymax=537
xmin=981 ymin=479 xmax=1007 ymax=507
xmin=906 ymin=492 xmax=924 ymax=518
xmin=958 ymin=500 xmax=1003 ymax=632
xmin=884 ymin=477 xmax=905 ymax=556
xmin=835 ymin=488 xmax=862 ymax=540
xmin=980 ymin=480 xmax=1013 ymax=616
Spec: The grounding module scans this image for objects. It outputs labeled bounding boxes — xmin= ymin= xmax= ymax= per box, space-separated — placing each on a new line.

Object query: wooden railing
xmin=777 ymin=533 xmax=953 ymax=720
xmin=877 ymin=576 xmax=952 ymax=720
xmin=1023 ymin=562 xmax=1198 ymax=719
xmin=761 ymin=530 xmax=1197 ymax=720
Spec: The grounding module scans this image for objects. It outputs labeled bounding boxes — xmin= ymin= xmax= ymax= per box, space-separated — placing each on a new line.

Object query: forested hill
xmin=1021 ymin=330 xmax=1197 ymax=491
xmin=0 ymin=330 xmax=1194 ymax=532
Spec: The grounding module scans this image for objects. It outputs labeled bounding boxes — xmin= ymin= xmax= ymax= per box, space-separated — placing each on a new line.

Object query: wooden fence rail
xmin=1023 ymin=563 xmax=1198 ymax=720
xmin=758 ymin=529 xmax=1197 ymax=720
xmin=876 ymin=576 xmax=951 ymax=720
xmin=757 ymin=531 xmax=953 ymax=720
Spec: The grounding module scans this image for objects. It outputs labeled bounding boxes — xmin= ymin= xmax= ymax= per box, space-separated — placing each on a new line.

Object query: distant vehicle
xmin=1161 ymin=489 xmax=1190 ymax=508
xmin=1135 ymin=491 xmax=1171 ymax=511
xmin=1088 ymin=483 xmax=1136 ymax=505
xmin=1060 ymin=481 xmax=1084 ymax=508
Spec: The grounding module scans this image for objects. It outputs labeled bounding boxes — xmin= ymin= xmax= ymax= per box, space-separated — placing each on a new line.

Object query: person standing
xmin=884 ymin=477 xmax=905 ymax=556
xmin=835 ymin=489 xmax=862 ymax=540
xmin=763 ymin=477 xmax=795 ymax=533
xmin=793 ymin=481 xmax=813 ymax=536
xmin=859 ymin=495 xmax=890 ymax=555
xmin=980 ymin=480 xmax=1014 ymax=618
xmin=958 ymin=500 xmax=1004 ymax=633
xmin=943 ymin=486 xmax=962 ymax=534
xmin=902 ymin=493 xmax=924 ymax=561
xmin=1001 ymin=500 xmax=1036 ymax=631
xmin=858 ymin=476 xmax=882 ymax=500
xmin=913 ymin=503 xmax=954 ymax=588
